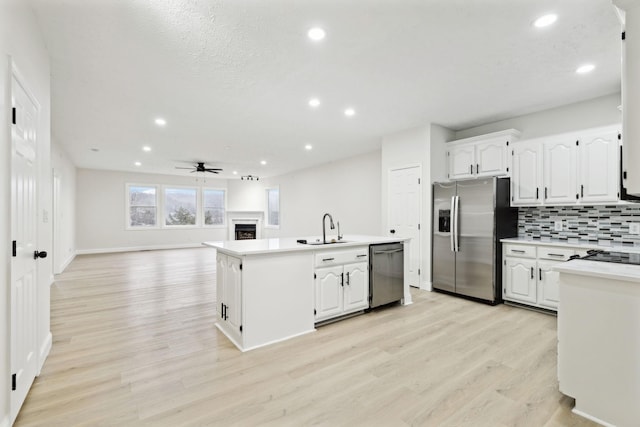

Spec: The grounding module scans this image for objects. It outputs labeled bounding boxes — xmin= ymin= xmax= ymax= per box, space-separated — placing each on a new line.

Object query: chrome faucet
xmin=337 ymin=221 xmax=342 ymax=241
xmin=322 ymin=213 xmax=335 ymax=244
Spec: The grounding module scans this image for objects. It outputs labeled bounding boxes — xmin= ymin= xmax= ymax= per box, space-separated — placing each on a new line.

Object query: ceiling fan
xmin=175 ymin=162 xmax=223 ymax=174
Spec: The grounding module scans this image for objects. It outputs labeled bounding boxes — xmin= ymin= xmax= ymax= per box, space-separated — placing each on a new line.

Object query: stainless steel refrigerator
xmin=432 ymin=177 xmax=517 ymax=304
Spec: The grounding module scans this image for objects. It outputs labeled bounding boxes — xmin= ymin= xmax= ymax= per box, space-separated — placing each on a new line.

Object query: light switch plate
xmin=554 ymin=220 xmax=563 ymax=232
xmin=630 ymin=223 xmax=640 ymax=235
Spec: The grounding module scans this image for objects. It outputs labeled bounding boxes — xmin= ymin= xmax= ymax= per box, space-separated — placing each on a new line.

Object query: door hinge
xmin=314 ymin=273 xmax=316 ymax=279
xmin=506 ymin=167 xmax=509 ymax=172
xmin=239 ymin=264 xmax=243 ymax=270
xmin=622 ymin=31 xmax=626 ymax=41
xmin=418 ymin=223 xmax=421 ymax=230
xmin=511 ymin=150 xmax=514 ymax=156
xmin=576 ymin=140 xmax=579 ymax=146
xmin=12 ymin=240 xmax=16 ymax=257
xmin=618 ymin=133 xmax=622 ymax=140
xmin=624 ymin=171 xmax=628 ymax=180
xmin=418 ymin=268 xmax=421 ymax=275
xmin=11 ymin=373 xmax=16 ymax=391
xmin=11 ymin=107 xmax=16 ymax=125
xmin=314 ymin=309 xmax=317 ymax=315
xmin=239 ymin=325 xmax=243 ymax=333
xmin=418 ymin=178 xmax=421 ymax=184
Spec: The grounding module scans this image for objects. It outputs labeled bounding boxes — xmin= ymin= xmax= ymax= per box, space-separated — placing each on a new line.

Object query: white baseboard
xmin=38 ymin=332 xmax=52 ymax=374
xmin=76 ymin=243 xmax=205 ymax=255
xmin=421 ymin=280 xmax=432 ymax=291
xmin=58 ymin=251 xmax=76 ymax=273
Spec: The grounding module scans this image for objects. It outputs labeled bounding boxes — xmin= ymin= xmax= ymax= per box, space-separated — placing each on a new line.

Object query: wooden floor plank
xmin=14 ymin=247 xmax=598 ymax=426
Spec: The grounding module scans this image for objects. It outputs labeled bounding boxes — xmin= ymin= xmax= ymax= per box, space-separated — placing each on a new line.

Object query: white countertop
xmin=554 ymin=259 xmax=640 ymax=283
xmin=203 ymin=234 xmax=409 ymax=256
xmin=501 ymin=237 xmax=640 ymax=253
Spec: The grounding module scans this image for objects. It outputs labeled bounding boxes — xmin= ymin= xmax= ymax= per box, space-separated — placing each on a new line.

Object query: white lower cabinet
xmin=503 ymin=243 xmax=586 ymax=311
xmin=314 ymin=247 xmax=369 ymax=323
xmin=216 ymin=252 xmax=242 ymax=344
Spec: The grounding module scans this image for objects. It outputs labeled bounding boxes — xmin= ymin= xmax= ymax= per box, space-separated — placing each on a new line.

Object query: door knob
xmin=34 ymin=250 xmax=47 ymax=259
xmin=390 ymin=229 xmax=396 ymax=234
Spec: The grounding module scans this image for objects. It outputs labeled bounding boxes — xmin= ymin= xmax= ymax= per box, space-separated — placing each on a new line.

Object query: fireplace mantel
xmin=227 ymin=211 xmax=264 ymax=240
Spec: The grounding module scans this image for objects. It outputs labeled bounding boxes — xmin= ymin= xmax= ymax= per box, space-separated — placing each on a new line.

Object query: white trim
xmin=162 ymin=184 xmax=199 ymax=227
xmin=265 ymin=186 xmax=280 ymax=228
xmin=58 ymin=251 xmax=76 ymax=274
xmin=125 ymin=183 xmax=160 ymax=230
xmin=202 ymin=187 xmax=227 ymax=227
xmin=571 ymin=408 xmax=615 ymax=427
xmin=37 ymin=332 xmax=52 ymax=374
xmin=76 ymin=243 xmax=205 ymax=255
xmin=421 ymin=280 xmax=432 ymax=291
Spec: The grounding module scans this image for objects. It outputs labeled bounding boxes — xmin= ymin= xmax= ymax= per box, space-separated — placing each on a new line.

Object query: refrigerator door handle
xmin=453 ymin=195 xmax=460 ymax=252
xmin=450 ymin=195 xmax=456 ymax=252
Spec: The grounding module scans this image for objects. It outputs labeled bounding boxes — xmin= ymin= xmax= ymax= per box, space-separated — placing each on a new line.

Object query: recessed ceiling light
xmin=344 ymin=108 xmax=356 ymax=117
xmin=533 ymin=14 xmax=557 ymax=28
xmin=260 ymin=160 xmax=267 ymax=165
xmin=576 ymin=64 xmax=595 ymax=74
xmin=142 ymin=146 xmax=151 ymax=152
xmin=307 ymin=27 xmax=326 ymax=41
xmin=154 ymin=118 xmax=166 ymax=126
xmin=134 ymin=161 xmax=141 ymax=166
xmin=308 ymin=98 xmax=321 ymax=108
xmin=232 ymin=170 xmax=238 ymax=175
xmin=305 ymin=144 xmax=313 ymax=150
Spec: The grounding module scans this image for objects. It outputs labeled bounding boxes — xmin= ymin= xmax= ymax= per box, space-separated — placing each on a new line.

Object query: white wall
xmin=454 ymin=93 xmax=621 ymax=140
xmin=261 ymin=150 xmax=382 ymax=239
xmin=75 ymin=169 xmax=228 ymax=253
xmin=1 ymin=0 xmax=52 ymax=424
xmin=381 ymin=125 xmax=432 ymax=289
xmin=51 ymin=141 xmax=76 ymax=273
xmin=227 ymin=179 xmax=265 ymax=212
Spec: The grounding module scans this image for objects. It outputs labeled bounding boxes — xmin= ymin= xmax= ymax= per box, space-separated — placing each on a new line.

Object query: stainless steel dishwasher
xmin=369 ymin=242 xmax=404 ymax=308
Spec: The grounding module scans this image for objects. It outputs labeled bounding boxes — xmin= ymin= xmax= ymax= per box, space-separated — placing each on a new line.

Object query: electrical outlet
xmin=554 ymin=220 xmax=563 ymax=232
xmin=630 ymin=223 xmax=640 ymax=235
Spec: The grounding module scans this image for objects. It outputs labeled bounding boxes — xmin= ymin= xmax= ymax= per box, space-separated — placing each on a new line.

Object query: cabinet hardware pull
xmin=581 ymin=184 xmax=584 ymax=198
xmin=346 ymin=272 xmax=350 ymax=285
xmin=511 ymin=249 xmax=526 ymax=253
xmin=476 ymin=164 xmax=479 ymax=174
xmin=548 ymin=253 xmax=565 ymax=257
xmin=530 ymin=267 xmax=534 ymax=279
xmin=539 ymin=268 xmax=542 ymax=281
xmin=341 ymin=272 xmax=344 ymax=287
xmin=357 ymin=254 xmax=367 ymax=257
xmin=470 ymin=164 xmax=473 ymax=174
xmin=536 ymin=188 xmax=539 ymax=199
xmin=545 ymin=187 xmax=548 ymax=199
xmin=322 ymin=257 xmax=335 ymax=261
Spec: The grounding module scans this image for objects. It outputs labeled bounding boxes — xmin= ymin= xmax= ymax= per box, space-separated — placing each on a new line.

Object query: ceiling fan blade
xmin=206 ymin=170 xmax=220 ymax=174
xmin=204 ymin=169 xmax=223 ymax=172
xmin=175 ymin=166 xmax=194 ymax=169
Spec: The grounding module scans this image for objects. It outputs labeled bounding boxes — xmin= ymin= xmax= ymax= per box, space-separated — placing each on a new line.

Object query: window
xmin=266 ymin=187 xmax=280 ymax=227
xmin=128 ymin=185 xmax=158 ymax=227
xmin=164 ymin=187 xmax=197 ymax=226
xmin=203 ymin=189 xmax=225 ymax=226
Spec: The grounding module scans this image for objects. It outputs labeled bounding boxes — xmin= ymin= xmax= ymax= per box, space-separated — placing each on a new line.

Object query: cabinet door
xmin=579 ymin=128 xmax=620 ymax=203
xmin=511 ymin=142 xmax=543 ymax=206
xmin=216 ymin=253 xmax=227 ymax=322
xmin=315 ymin=266 xmax=344 ymax=321
xmin=538 ymin=260 xmax=561 ymax=310
xmin=225 ymin=256 xmax=243 ymax=333
xmin=343 ymin=262 xmax=369 ymax=312
xmin=544 ymin=138 xmax=577 ymax=204
xmin=504 ymin=258 xmax=537 ymax=304
xmin=448 ymin=145 xmax=475 ymax=180
xmin=476 ymin=138 xmax=509 ymax=177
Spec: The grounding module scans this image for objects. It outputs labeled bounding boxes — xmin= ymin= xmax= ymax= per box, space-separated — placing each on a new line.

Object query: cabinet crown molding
xmin=447 ymin=129 xmax=521 ymax=146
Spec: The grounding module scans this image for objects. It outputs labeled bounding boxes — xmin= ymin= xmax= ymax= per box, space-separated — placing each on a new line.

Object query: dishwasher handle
xmin=373 ymin=249 xmax=403 ymax=255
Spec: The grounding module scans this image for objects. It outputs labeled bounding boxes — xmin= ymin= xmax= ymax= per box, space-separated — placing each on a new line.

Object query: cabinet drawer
xmin=504 ymin=244 xmax=536 ymax=258
xmin=538 ymin=246 xmax=575 ymax=261
xmin=315 ymin=247 xmax=368 ymax=267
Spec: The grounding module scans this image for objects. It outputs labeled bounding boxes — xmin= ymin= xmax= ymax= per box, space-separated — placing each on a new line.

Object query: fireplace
xmin=235 ymin=223 xmax=257 ymax=240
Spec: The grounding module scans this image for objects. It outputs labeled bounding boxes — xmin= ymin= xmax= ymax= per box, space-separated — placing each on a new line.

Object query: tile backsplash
xmin=518 ymin=205 xmax=640 ymax=247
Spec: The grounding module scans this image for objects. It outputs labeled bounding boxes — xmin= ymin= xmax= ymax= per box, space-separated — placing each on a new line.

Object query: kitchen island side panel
xmin=242 ymin=252 xmax=316 ymax=350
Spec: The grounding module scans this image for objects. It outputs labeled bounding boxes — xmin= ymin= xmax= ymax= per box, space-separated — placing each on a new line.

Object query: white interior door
xmin=10 ymin=73 xmax=40 ymax=424
xmin=388 ymin=166 xmax=421 ymax=287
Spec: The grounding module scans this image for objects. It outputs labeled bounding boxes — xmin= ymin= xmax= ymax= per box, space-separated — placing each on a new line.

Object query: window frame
xmin=265 ymin=187 xmax=280 ymax=229
xmin=125 ymin=183 xmax=160 ymax=230
xmin=202 ymin=187 xmax=227 ymax=228
xmin=162 ymin=185 xmax=200 ymax=229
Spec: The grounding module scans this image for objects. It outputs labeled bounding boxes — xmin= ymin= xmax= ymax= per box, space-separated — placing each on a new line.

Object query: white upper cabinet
xmin=446 ymin=129 xmax=520 ymax=181
xmin=511 ymin=125 xmax=621 ymax=207
xmin=512 ymin=141 xmax=543 ymax=206
xmin=579 ymin=128 xmax=620 ymax=203
xmin=544 ymin=138 xmax=578 ymax=204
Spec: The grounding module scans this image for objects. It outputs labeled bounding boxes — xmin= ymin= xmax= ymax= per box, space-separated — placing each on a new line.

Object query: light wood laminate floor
xmin=15 ymin=248 xmax=598 ymax=426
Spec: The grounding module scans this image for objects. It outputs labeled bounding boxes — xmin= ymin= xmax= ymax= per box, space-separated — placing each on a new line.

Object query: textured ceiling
xmin=29 ymin=0 xmax=622 ymax=178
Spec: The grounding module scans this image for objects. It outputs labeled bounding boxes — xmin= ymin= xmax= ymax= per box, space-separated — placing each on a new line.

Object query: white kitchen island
xmin=203 ymin=235 xmax=411 ymax=352
xmin=555 ymin=258 xmax=640 ymax=427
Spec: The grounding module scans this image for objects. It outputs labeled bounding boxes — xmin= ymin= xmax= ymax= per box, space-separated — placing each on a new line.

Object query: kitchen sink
xmin=297 ymin=239 xmax=350 ymax=245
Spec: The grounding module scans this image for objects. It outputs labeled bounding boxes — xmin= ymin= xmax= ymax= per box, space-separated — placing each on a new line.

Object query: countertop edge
xmin=554 ymin=260 xmax=640 ymax=283
xmin=500 ymin=237 xmax=640 ymax=252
